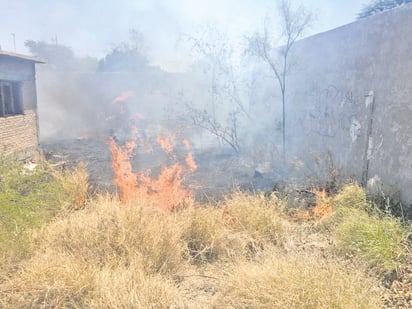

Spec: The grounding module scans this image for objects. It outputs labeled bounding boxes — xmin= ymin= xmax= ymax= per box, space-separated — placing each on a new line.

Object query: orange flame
xmin=113 ymin=91 xmax=135 ymax=104
xmin=185 ymin=153 xmax=197 ymax=172
xmin=311 ymin=189 xmax=333 ymax=220
xmin=108 ymin=132 xmax=196 ymax=211
xmin=108 ymin=138 xmax=139 ymax=202
xmin=288 ymin=189 xmax=333 ymax=222
xmin=138 ymin=163 xmax=194 ymax=211
xmin=182 ymin=139 xmax=191 ymax=149
xmin=156 ymin=133 xmax=176 ymax=154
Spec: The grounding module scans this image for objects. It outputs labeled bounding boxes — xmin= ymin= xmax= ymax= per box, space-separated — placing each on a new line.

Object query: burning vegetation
xmin=108 ymin=131 xmax=197 ymax=211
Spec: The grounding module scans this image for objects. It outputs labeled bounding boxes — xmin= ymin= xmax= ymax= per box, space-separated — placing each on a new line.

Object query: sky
xmin=0 ymin=0 xmax=364 ymax=71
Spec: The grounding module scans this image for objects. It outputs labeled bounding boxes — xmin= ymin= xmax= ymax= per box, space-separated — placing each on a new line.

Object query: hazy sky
xmin=1 ymin=0 xmax=364 ymax=71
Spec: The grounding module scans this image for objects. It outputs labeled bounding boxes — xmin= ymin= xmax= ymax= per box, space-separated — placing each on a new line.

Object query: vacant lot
xmin=0 ymin=161 xmax=410 ymax=308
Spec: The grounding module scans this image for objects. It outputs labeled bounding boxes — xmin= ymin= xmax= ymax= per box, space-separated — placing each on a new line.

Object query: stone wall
xmin=285 ymin=4 xmax=412 ymax=205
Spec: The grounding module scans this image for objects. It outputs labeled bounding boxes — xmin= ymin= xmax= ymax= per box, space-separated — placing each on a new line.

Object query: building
xmin=0 ymin=50 xmax=44 ymax=160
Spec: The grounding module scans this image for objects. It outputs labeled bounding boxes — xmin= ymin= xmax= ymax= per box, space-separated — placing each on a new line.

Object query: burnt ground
xmin=41 ymin=138 xmax=276 ymax=201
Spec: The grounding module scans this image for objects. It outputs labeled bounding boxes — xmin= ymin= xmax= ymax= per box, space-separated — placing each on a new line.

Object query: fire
xmin=289 ymin=189 xmax=333 ymax=222
xmin=185 ymin=153 xmax=197 ymax=172
xmin=182 ymin=139 xmax=191 ymax=149
xmin=138 ymin=163 xmax=194 ymax=211
xmin=108 ymin=130 xmax=197 ymax=211
xmin=311 ymin=189 xmax=333 ymax=220
xmin=156 ymin=133 xmax=176 ymax=154
xmin=108 ymin=139 xmax=139 ymax=202
xmin=113 ymin=91 xmax=135 ymax=103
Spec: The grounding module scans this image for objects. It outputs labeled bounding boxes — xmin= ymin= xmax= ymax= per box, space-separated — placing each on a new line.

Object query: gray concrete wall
xmin=285 ymin=4 xmax=412 ymax=205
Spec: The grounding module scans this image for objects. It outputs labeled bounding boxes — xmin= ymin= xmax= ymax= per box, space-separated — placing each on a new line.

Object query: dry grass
xmin=1 ymin=252 xmax=94 ymax=308
xmin=32 ymin=195 xmax=185 ymax=275
xmin=1 ymin=195 xmax=186 ymax=307
xmin=1 ymin=251 xmax=184 ymax=308
xmin=89 ymin=264 xmax=184 ymax=308
xmin=178 ymin=206 xmax=233 ymax=263
xmin=1 ymin=185 xmax=406 ymax=308
xmin=216 ymin=252 xmax=382 ymax=308
xmin=53 ymin=161 xmax=90 ymax=210
xmin=333 ymin=183 xmax=369 ymax=211
xmin=222 ymin=191 xmax=287 ymax=247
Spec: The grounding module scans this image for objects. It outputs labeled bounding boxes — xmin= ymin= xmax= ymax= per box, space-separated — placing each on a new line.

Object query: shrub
xmin=216 ymin=253 xmax=382 ymax=308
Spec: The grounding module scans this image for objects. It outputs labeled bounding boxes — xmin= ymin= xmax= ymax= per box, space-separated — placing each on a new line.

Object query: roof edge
xmin=0 ymin=50 xmax=46 ymax=63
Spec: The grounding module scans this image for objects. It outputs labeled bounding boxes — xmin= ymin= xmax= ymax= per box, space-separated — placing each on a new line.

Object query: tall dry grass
xmin=222 ymin=191 xmax=287 ymax=247
xmin=0 ymin=185 xmax=400 ymax=308
xmin=1 ymin=195 xmax=186 ymax=307
xmin=178 ymin=206 xmax=233 ymax=263
xmin=53 ymin=161 xmax=90 ymax=210
xmin=216 ymin=252 xmax=382 ymax=308
xmin=32 ymin=195 xmax=185 ymax=275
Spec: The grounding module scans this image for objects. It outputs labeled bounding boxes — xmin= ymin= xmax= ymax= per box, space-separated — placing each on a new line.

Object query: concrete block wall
xmin=284 ymin=4 xmax=412 ymax=206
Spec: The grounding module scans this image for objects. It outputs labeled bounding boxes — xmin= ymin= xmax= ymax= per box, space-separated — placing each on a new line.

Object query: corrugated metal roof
xmin=0 ymin=50 xmax=46 ymax=63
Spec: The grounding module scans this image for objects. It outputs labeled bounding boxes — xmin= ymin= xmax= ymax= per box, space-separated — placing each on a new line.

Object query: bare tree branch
xmin=246 ymin=0 xmax=312 ymax=160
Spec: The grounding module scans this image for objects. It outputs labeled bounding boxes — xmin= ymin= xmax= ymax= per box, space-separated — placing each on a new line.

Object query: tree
xmin=25 ymin=40 xmax=98 ymax=71
xmin=247 ymin=0 xmax=312 ymax=160
xmin=98 ymin=30 xmax=148 ymax=72
xmin=179 ymin=26 xmax=252 ymax=153
xmin=358 ymin=0 xmax=412 ymax=19
xmin=25 ymin=40 xmax=76 ymax=69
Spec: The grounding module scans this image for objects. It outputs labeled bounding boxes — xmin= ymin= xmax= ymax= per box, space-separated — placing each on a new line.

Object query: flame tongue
xmin=108 ymin=138 xmax=139 ymax=202
xmin=108 ymin=133 xmax=197 ymax=211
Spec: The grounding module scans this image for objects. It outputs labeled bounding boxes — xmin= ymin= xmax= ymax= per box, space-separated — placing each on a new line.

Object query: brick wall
xmin=0 ymin=109 xmax=39 ymax=160
xmin=0 ymin=56 xmax=40 ymax=161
